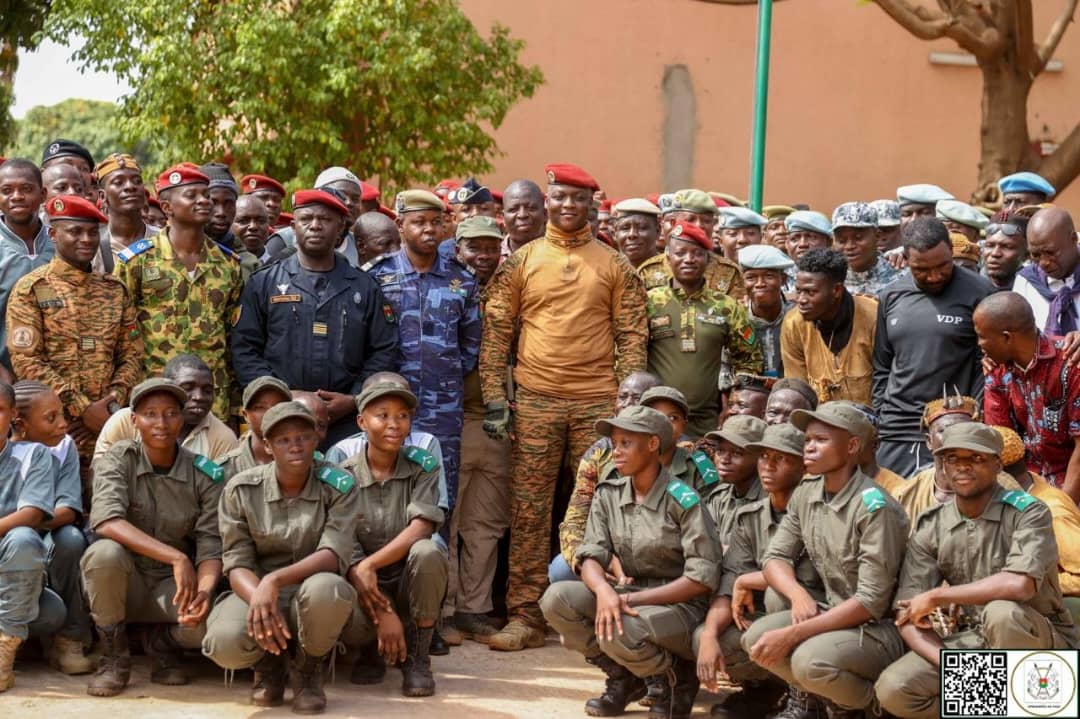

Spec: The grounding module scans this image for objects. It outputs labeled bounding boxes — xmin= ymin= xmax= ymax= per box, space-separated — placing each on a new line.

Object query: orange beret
xmin=668 ymin=221 xmax=712 ymax=251
xmin=46 ymin=194 xmax=107 ymax=224
xmin=544 ymin=163 xmax=599 ymax=191
xmin=292 ymin=189 xmax=348 ymax=216
xmin=241 ymin=174 xmax=286 ymax=196
xmin=155 ymin=165 xmax=210 ymax=193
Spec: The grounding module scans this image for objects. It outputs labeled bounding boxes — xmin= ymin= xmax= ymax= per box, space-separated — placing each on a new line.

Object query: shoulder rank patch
xmin=690 ymin=450 xmax=720 ymax=486
xmin=214 ymin=241 xmax=238 ymax=260
xmin=317 ymin=465 xmax=355 ymax=493
xmin=1000 ymin=489 xmax=1037 ymax=512
xmin=404 ymin=446 xmax=439 ymax=473
xmin=666 ymin=479 xmax=700 ymax=509
xmin=360 ymin=253 xmax=393 ymax=273
xmin=193 ymin=454 xmax=225 ymax=483
xmin=117 ymin=238 xmax=154 ymax=264
xmin=861 ymin=487 xmax=887 ymax=513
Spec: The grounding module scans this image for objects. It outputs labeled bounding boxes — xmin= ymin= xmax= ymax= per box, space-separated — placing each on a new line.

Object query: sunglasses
xmin=985 ymin=223 xmax=1024 ymax=237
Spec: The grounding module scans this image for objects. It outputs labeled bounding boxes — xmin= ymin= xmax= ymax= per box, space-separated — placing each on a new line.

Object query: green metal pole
xmin=748 ymin=0 xmax=773 ymax=212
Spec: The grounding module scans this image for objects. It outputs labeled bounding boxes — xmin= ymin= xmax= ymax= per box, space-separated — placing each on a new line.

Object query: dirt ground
xmin=5 ymin=637 xmax=723 ymax=718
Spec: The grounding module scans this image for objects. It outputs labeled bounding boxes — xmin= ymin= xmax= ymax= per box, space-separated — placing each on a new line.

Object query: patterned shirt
xmin=984 ymin=333 xmax=1080 ymax=488
xmin=845 ymin=254 xmax=901 ymax=298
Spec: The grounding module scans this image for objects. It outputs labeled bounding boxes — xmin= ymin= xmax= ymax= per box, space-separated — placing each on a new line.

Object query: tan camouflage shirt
xmin=114 ymin=227 xmax=243 ymax=420
xmin=638 ymin=253 xmax=745 ymax=302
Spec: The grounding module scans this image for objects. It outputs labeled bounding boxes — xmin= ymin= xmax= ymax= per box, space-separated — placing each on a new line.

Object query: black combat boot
xmin=251 ymin=651 xmax=288 ymax=707
xmin=584 ymin=654 xmax=648 ymax=717
xmin=349 ymin=641 xmax=386 ymax=685
xmin=144 ymin=623 xmax=189 ymax=685
xmin=772 ymin=687 xmax=825 ymax=719
xmin=291 ymin=646 xmax=329 ymax=714
xmin=649 ymin=656 xmax=699 ymax=719
xmin=86 ymin=624 xmax=131 ymax=697
xmin=823 ymin=699 xmax=864 ymax=719
xmin=401 ymin=622 xmax=436 ymax=697
xmin=639 ymin=673 xmax=667 ymax=707
xmin=709 ymin=679 xmax=786 ymax=716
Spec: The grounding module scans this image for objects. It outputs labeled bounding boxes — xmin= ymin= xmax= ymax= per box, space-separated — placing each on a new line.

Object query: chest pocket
xmin=130 ymin=475 xmax=197 ymax=550
xmin=252 ymin=496 xmax=328 ymax=561
xmin=425 ymin=288 xmax=465 ymax=347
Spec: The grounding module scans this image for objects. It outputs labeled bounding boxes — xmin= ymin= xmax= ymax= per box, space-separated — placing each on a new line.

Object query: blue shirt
xmin=0 ymin=439 xmax=55 ymax=520
xmin=49 ymin=435 xmax=83 ymax=515
xmin=0 ymin=217 xmax=54 ymax=370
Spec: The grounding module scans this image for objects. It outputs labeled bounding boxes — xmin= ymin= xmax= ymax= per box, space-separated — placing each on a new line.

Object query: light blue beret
xmin=784 ymin=210 xmax=833 ymax=237
xmin=738 ymin=244 xmax=795 ymax=271
xmin=935 ymin=199 xmax=989 ymax=230
xmin=896 ymin=184 xmax=954 ymax=207
xmin=719 ymin=206 xmax=767 ymax=229
xmin=998 ymin=171 xmax=1055 ymax=199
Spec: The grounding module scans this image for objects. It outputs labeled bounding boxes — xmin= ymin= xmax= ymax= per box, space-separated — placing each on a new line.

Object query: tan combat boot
xmin=487 ymin=619 xmax=545 ymax=652
xmin=50 ymin=635 xmax=95 ymax=675
xmin=0 ymin=631 xmax=23 ymax=692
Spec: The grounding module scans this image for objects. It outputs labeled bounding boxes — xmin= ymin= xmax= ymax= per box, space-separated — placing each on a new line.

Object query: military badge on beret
xmin=454 ymin=187 xmax=469 ymax=203
xmin=248 ymin=178 xmax=258 ymax=190
xmin=48 ymin=143 xmax=60 ymax=155
xmin=670 ymin=224 xmax=684 ymax=238
xmin=169 ymin=171 xmax=182 ymax=185
xmin=53 ymin=199 xmax=64 ymax=212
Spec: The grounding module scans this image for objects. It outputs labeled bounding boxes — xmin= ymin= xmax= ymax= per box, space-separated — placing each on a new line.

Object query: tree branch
xmin=873 ymin=0 xmax=1003 ymax=60
xmin=1035 ymin=0 xmax=1078 ymax=74
xmin=1038 ymin=121 xmax=1080 ymax=194
xmin=873 ymin=0 xmax=950 ymax=40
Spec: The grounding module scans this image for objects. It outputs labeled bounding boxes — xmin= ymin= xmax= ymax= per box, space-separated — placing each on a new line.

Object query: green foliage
xmin=0 ymin=0 xmax=52 ymax=147
xmin=3 ymin=97 xmax=159 ymax=166
xmin=44 ymin=0 xmax=543 ymax=194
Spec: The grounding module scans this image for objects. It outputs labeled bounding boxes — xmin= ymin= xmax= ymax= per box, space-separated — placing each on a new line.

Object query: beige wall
xmin=460 ymin=0 xmax=1080 ymax=213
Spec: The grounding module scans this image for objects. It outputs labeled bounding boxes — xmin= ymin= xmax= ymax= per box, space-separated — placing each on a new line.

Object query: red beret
xmin=46 ymin=195 xmax=107 ymax=224
xmin=241 ymin=174 xmax=286 ymax=196
xmin=292 ymin=189 xmax=349 ymax=216
xmin=668 ymin=221 xmax=712 ymax=251
xmin=712 ymin=196 xmax=730 ymax=208
xmin=434 ymin=179 xmax=461 ymax=198
xmin=491 ymin=190 xmax=503 ymax=204
xmin=360 ymin=181 xmax=380 ymax=202
xmin=273 ymin=212 xmax=293 ymax=229
xmin=598 ymin=199 xmax=612 ymax=213
xmin=377 ymin=203 xmax=397 ymax=220
xmin=544 ymin=163 xmax=599 ymax=191
xmin=155 ymin=165 xmax=210 ymax=193
xmin=645 ymin=193 xmax=661 ymax=206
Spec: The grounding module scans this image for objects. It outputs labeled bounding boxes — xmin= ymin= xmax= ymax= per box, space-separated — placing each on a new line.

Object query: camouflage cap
xmin=831 ymin=201 xmax=877 ymax=230
xmin=456 ymin=215 xmax=503 ymax=241
xmin=933 ymin=422 xmax=1004 ymax=457
xmin=595 ymin=405 xmax=675 ymax=454
xmin=706 ymin=414 xmax=767 ymax=450
xmin=746 ymin=422 xmax=806 ymax=456
xmin=670 ymin=189 xmax=717 ymax=215
xmin=719 ymin=206 xmax=767 ymax=228
xmin=356 ymin=382 xmax=418 ymax=413
xmin=790 ymin=401 xmax=873 ymax=439
xmin=130 ymin=377 xmax=187 ymax=410
xmin=261 ymin=400 xmax=317 ymax=438
xmin=870 ymin=199 xmax=901 ymax=228
xmin=640 ymin=386 xmax=690 ymax=417
xmin=936 ymin=199 xmax=990 ymax=230
xmin=242 ymin=376 xmax=292 ymax=409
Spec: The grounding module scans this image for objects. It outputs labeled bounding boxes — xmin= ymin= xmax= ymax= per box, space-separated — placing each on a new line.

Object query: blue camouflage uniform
xmin=230 ymin=253 xmax=399 ymax=446
xmin=365 ymin=249 xmax=482 ymax=515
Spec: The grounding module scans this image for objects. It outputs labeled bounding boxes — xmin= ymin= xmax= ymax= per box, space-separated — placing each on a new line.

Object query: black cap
xmin=42 ymin=139 xmax=95 ymax=168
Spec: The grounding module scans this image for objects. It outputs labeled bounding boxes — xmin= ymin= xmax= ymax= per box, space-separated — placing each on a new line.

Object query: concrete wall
xmin=459 ymin=0 xmax=1080 ymax=212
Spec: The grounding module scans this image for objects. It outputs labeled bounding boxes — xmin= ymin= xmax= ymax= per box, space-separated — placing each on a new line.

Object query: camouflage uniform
xmin=480 ymin=231 xmax=648 ymax=628
xmin=845 ymin=254 xmax=902 ymax=298
xmin=365 ymin=249 xmax=482 ymax=513
xmin=7 ymin=256 xmax=144 ymax=460
xmin=114 ymin=229 xmax=244 ymax=421
xmin=638 ymin=253 xmax=745 ymax=302
xmin=645 ymin=284 xmax=763 ymax=437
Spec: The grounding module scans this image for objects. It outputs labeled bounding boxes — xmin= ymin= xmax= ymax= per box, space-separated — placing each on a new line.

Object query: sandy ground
xmin=5 ymin=637 xmax=722 ymax=718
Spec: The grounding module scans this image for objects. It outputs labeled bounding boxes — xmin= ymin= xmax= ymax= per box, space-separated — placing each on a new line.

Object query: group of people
xmin=0 ymin=137 xmax=1077 ymax=719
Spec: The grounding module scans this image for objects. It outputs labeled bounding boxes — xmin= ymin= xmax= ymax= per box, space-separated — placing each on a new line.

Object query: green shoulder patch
xmin=404 ymin=446 xmax=439 ymax=473
xmin=317 ymin=465 xmax=355 ymax=493
xmin=690 ymin=450 xmax=720 ymax=486
xmin=666 ymin=479 xmax=700 ymax=510
xmin=861 ymin=487 xmax=887 ymax=513
xmin=1000 ymin=489 xmax=1037 ymax=512
xmin=314 ymin=450 xmax=325 ymax=462
xmin=193 ymin=455 xmax=225 ymax=483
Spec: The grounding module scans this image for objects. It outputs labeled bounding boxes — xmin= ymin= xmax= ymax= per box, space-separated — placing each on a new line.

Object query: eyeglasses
xmin=986 ymin=223 xmax=1023 ymax=237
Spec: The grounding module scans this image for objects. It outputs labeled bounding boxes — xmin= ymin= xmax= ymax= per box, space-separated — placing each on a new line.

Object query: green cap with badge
xmin=790 ymin=401 xmax=873 ymax=440
xmin=355 ymin=382 xmax=418 ymax=413
xmin=455 ymin=215 xmax=503 ymax=241
xmin=395 ymin=189 xmax=444 ymax=214
xmin=706 ymin=414 xmax=767 ymax=449
xmin=130 ymin=377 xmax=187 ymax=410
xmin=595 ymin=405 xmax=674 ymax=454
xmin=261 ymin=400 xmax=317 ymax=437
xmin=640 ymin=386 xmax=690 ymax=418
xmin=671 ymin=188 xmax=717 ymax=215
xmin=933 ymin=422 xmax=1004 ymax=457
xmin=242 ymin=376 xmax=292 ymax=409
xmin=746 ymin=423 xmax=806 ymax=457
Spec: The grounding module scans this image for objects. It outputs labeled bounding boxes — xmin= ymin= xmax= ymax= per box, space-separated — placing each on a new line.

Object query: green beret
xmin=671 ymin=189 xmax=717 ymax=215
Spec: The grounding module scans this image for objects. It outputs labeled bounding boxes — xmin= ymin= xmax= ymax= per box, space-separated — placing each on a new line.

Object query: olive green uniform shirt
xmin=899 ymin=485 xmax=1080 ymax=647
xmin=340 ymin=447 xmax=444 ymax=569
xmin=89 ymin=440 xmax=223 ymax=577
xmin=574 ymin=468 xmax=721 ymax=601
xmin=217 ymin=431 xmax=260 ymax=482
xmin=719 ymin=497 xmax=824 ymax=601
xmin=219 ymin=460 xmax=360 ymax=577
xmin=706 ymin=477 xmax=764 ymax=549
xmin=762 ymin=469 xmax=909 ymax=619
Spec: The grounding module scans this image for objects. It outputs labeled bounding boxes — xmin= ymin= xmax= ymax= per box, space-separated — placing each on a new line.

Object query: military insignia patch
xmin=193 ymin=455 xmax=225 ymax=483
xmin=9 ymin=326 xmax=35 ymax=349
xmin=312 ymin=321 xmax=328 ymax=336
xmin=248 ymin=178 xmax=258 ymax=190
xmin=670 ymin=224 xmax=684 ymax=238
xmin=231 ymin=306 xmax=242 ymax=326
xmin=317 ymin=466 xmax=355 ymax=493
xmin=861 ymin=487 xmax=887 ymax=513
xmin=144 ymin=266 xmax=162 ymax=281
xmin=691 ymin=451 xmax=720 ymax=486
xmin=127 ymin=323 xmax=140 ymax=339
xmin=1000 ymin=489 xmax=1037 ymax=512
xmin=48 ymin=143 xmax=60 ymax=155
xmin=740 ymin=325 xmax=757 ymax=345
xmin=666 ymin=479 xmax=700 ymax=509
xmin=404 ymin=446 xmax=439 ymax=473
xmin=649 ymin=315 xmax=671 ymax=329
xmin=383 ymin=303 xmax=397 ymax=323
xmin=52 ymin=199 xmax=64 ymax=212
xmin=168 ymin=171 xmax=182 ymax=185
